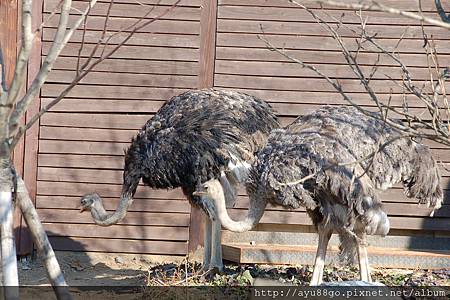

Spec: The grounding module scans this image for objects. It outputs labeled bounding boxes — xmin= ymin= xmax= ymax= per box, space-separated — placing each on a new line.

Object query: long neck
xmin=213 ymin=187 xmax=267 ymax=233
xmin=91 ymin=192 xmax=134 ymax=226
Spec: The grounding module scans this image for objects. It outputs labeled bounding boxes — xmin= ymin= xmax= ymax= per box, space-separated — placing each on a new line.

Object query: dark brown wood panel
xmin=44 ymin=1 xmax=201 ymax=20
xmin=214 ymin=1 xmax=450 ymax=240
xmin=228 ymin=209 xmax=450 ymax=231
xmin=36 ymin=0 xmax=203 ymax=255
xmin=41 ymin=84 xmax=188 ymax=99
xmin=36 ymin=195 xmax=191 ymax=213
xmin=218 ymin=0 xmax=444 ymax=12
xmin=48 ymin=236 xmax=187 ymax=255
xmin=38 ymin=154 xmax=124 ymax=169
xmin=216 ymin=33 xmax=450 ymax=54
xmin=215 ymin=47 xmax=450 ymax=67
xmin=36 ymin=181 xmax=187 ymax=199
xmin=37 ymin=208 xmax=190 ymax=227
xmin=44 ymin=223 xmax=189 ymax=241
xmin=45 ymin=70 xmax=197 ymax=88
xmin=233 ymin=197 xmax=450 ymax=218
xmin=43 ymin=28 xmax=200 ymax=48
xmin=36 ymin=166 xmax=450 ymax=189
xmin=51 ymin=58 xmax=199 ymax=75
xmin=40 ymin=126 xmax=136 ymax=142
xmin=218 ymin=6 xmax=443 ymax=27
xmin=43 ymin=16 xmax=200 ymax=34
xmin=42 ymin=43 xmax=199 ymax=60
xmin=215 ymin=60 xmax=434 ymax=81
xmin=217 ymin=19 xmax=449 ymax=39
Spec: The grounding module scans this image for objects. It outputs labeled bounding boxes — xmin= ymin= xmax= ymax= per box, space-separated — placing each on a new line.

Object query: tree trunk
xmin=0 ymin=158 xmax=19 ymax=299
xmin=16 ymin=178 xmax=72 ymax=300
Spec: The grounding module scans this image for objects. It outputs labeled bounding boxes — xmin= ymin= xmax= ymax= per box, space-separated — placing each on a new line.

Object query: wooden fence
xmin=1 ymin=0 xmax=449 ymax=256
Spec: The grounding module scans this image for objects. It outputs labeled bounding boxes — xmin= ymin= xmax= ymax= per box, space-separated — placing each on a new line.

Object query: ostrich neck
xmin=91 ymin=193 xmax=134 ymax=226
xmin=212 ymin=185 xmax=267 ymax=233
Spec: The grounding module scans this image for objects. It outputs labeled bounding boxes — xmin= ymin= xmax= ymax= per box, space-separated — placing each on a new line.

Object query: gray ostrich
xmin=79 ymin=88 xmax=279 ymax=272
xmin=194 ymin=106 xmax=443 ymax=285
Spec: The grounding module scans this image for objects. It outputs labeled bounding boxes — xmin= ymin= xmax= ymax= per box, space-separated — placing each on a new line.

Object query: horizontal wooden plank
xmin=40 ymin=113 xmax=151 ymax=129
xmin=43 ymin=42 xmax=199 ymax=61
xmin=216 ymin=33 xmax=450 ymax=54
xmin=217 ymin=19 xmax=450 ymax=39
xmin=41 ymin=84 xmax=188 ymax=99
xmin=214 ymin=74 xmax=450 ymax=95
xmin=38 ymin=136 xmax=450 ymax=159
xmin=43 ymin=97 xmax=426 ymax=116
xmin=233 ymin=196 xmax=450 ymax=218
xmin=38 ymin=154 xmax=124 ymax=169
xmin=38 ymin=208 xmax=190 ymax=226
xmin=36 ymin=195 xmax=191 ymax=213
xmin=44 ymin=1 xmax=201 ymax=20
xmin=38 ymin=126 xmax=450 ymax=154
xmin=229 ymin=209 xmax=450 ymax=231
xmin=218 ymin=0 xmax=443 ymax=12
xmin=45 ymin=71 xmax=197 ymax=89
xmin=218 ymin=6 xmax=444 ymax=27
xmin=48 ymin=236 xmax=187 ymax=255
xmin=215 ymin=60 xmax=433 ymax=81
xmin=90 ymin=0 xmax=200 ymax=5
xmin=40 ymin=126 xmax=136 ymax=142
xmin=43 ymin=28 xmax=200 ymax=48
xmin=216 ymin=47 xmax=450 ymax=67
xmin=39 ymin=140 xmax=129 ymax=155
xmin=37 ymin=181 xmax=187 ymax=199
xmin=43 ymin=15 xmax=200 ymax=34
xmin=36 ymin=166 xmax=450 ymax=189
xmin=44 ymin=223 xmax=189 ymax=240
xmin=51 ymin=58 xmax=199 ymax=75
xmin=213 ymin=88 xmax=450 ymax=109
xmin=38 ymin=167 xmax=124 ymax=184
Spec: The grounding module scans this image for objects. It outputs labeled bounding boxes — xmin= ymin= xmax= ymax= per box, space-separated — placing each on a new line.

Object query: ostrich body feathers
xmin=247 ymin=106 xmax=442 ymax=257
xmin=123 ymin=89 xmax=279 ymax=207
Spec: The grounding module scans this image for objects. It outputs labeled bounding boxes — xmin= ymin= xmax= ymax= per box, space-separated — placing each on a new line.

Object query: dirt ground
xmin=16 ymin=250 xmax=450 ymax=299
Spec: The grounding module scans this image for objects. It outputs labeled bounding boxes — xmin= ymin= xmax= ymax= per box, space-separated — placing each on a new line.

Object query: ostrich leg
xmin=357 ymin=233 xmax=372 ymax=282
xmin=202 ymin=216 xmax=212 ymax=270
xmin=209 ymin=218 xmax=223 ymax=271
xmin=310 ymin=227 xmax=332 ymax=286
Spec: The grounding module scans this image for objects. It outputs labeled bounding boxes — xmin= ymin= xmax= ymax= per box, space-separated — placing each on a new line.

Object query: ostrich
xmin=79 ymin=88 xmax=279 ymax=272
xmin=194 ymin=106 xmax=443 ymax=285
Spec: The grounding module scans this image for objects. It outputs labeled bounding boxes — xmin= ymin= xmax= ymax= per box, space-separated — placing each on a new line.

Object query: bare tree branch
xmin=11 ymin=0 xmax=182 ymax=148
xmin=263 ymin=1 xmax=450 ymax=147
xmin=300 ymin=0 xmax=450 ymax=30
xmin=0 ymin=45 xmax=6 ymax=94
xmin=5 ymin=0 xmax=33 ymax=108
xmin=9 ymin=0 xmax=98 ymax=137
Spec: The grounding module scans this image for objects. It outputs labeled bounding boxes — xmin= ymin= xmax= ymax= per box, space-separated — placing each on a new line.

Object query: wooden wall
xmin=216 ymin=0 xmax=450 ymax=237
xmin=14 ymin=0 xmax=450 ymax=255
xmin=36 ymin=0 xmax=204 ymax=255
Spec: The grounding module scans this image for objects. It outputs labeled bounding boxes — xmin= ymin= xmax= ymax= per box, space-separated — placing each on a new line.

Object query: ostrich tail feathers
xmin=363 ymin=206 xmax=390 ymax=236
xmin=405 ymin=144 xmax=443 ymax=211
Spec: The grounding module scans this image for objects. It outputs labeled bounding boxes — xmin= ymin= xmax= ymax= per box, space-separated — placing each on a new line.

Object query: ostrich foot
xmin=201 ymin=266 xmax=224 ymax=281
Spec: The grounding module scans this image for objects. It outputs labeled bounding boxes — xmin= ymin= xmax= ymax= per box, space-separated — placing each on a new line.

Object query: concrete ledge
xmin=222 ymin=243 xmax=450 ymax=269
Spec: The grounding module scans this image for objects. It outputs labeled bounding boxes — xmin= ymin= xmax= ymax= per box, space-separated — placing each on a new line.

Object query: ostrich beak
xmin=78 ymin=205 xmax=86 ymax=213
xmin=192 ymin=191 xmax=207 ymax=197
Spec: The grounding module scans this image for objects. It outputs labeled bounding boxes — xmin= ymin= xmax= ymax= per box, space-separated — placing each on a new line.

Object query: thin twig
xmin=0 ymin=45 xmax=6 ymax=93
xmin=11 ymin=0 xmax=182 ymax=147
xmin=299 ymin=0 xmax=450 ymax=29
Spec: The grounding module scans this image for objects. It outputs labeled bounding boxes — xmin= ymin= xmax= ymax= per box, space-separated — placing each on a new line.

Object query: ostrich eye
xmin=204 ymin=185 xmax=209 ymax=190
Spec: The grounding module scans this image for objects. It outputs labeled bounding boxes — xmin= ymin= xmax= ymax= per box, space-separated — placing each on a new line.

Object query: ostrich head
xmin=79 ymin=193 xmax=103 ymax=213
xmin=193 ymin=179 xmax=267 ymax=233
